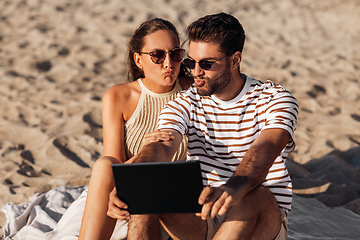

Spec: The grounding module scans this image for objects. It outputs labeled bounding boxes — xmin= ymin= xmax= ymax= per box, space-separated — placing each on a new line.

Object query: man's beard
xmin=196 ymin=62 xmax=232 ymax=96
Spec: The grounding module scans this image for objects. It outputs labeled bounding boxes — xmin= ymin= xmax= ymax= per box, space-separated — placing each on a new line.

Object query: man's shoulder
xmin=246 ymin=76 xmax=292 ymax=96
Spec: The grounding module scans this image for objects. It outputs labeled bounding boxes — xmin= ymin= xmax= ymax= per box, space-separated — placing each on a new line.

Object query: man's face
xmin=187 ymin=42 xmax=231 ymax=96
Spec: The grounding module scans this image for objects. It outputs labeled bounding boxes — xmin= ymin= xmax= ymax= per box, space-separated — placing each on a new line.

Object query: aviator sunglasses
xmin=139 ymin=48 xmax=185 ymax=64
xmin=183 ymin=55 xmax=228 ymax=71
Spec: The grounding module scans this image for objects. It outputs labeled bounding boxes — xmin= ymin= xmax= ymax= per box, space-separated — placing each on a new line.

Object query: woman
xmin=78 ymin=18 xmax=192 ymax=239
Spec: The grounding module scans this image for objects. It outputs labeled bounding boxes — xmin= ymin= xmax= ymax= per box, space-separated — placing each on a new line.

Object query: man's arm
xmin=198 ymin=128 xmax=291 ymax=219
xmin=127 ymin=129 xmax=183 ymax=164
xmin=232 ymin=128 xmax=291 ymax=190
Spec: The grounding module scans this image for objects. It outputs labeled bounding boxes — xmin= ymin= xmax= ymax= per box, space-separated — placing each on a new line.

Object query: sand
xmin=0 ymin=0 xmax=360 ymax=239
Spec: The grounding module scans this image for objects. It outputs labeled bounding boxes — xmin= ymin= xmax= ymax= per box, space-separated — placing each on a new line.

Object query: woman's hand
xmin=140 ymin=129 xmax=174 ymax=151
xmin=107 ymin=187 xmax=130 ymax=220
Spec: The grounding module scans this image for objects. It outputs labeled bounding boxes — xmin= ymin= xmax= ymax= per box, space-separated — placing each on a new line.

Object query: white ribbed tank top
xmin=124 ymin=79 xmax=187 ymax=162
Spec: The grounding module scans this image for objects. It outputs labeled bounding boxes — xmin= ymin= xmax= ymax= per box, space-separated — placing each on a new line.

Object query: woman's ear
xmin=231 ymin=51 xmax=242 ymax=69
xmin=134 ymin=52 xmax=143 ymax=70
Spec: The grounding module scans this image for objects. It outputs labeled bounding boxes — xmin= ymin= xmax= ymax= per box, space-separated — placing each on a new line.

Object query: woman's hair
xmin=187 ymin=12 xmax=246 ymax=56
xmin=127 ymin=18 xmax=189 ymax=82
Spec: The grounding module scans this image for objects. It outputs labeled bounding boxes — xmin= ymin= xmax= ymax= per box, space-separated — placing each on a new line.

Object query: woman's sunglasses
xmin=139 ymin=48 xmax=185 ymax=64
xmin=183 ymin=55 xmax=228 ymax=71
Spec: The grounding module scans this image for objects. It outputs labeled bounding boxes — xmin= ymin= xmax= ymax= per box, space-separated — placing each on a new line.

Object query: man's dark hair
xmin=187 ymin=12 xmax=246 ymax=55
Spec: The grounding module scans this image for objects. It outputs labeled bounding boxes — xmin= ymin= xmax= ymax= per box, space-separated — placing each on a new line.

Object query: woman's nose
xmin=163 ymin=52 xmax=174 ymax=68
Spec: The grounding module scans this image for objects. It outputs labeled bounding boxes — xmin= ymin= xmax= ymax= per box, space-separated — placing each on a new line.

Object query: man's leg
xmin=127 ymin=213 xmax=207 ymax=240
xmin=213 ymin=186 xmax=282 ymax=240
xmin=127 ymin=215 xmax=162 ymax=240
xmin=127 ymin=186 xmax=281 ymax=240
xmin=160 ymin=213 xmax=207 ymax=240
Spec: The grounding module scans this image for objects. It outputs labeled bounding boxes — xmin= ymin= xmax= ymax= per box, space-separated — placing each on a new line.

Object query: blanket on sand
xmin=3 ymin=185 xmax=360 ymax=239
xmin=1 ymin=186 xmax=128 ymax=240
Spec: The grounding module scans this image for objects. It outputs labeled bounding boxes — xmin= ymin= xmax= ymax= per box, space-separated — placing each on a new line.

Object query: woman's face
xmin=135 ymin=30 xmax=182 ymax=93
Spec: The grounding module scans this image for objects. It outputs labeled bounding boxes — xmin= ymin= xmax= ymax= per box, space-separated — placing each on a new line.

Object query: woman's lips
xmin=164 ymin=71 xmax=174 ymax=76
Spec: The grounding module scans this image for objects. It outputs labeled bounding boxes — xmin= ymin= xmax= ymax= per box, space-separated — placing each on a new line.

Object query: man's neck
xmin=213 ymin=72 xmax=246 ymax=101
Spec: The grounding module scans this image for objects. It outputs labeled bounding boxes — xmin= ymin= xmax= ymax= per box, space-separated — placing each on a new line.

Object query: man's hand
xmin=196 ymin=176 xmax=248 ymax=220
xmin=107 ymin=187 xmax=130 ymax=220
xmin=130 ymin=129 xmax=182 ymax=164
xmin=140 ymin=130 xmax=174 ymax=151
xmin=196 ymin=186 xmax=237 ymax=220
xmin=196 ymin=129 xmax=292 ymax=220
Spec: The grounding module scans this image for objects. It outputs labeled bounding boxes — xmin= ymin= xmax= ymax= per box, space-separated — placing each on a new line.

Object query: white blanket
xmin=1 ymin=186 xmax=128 ymax=240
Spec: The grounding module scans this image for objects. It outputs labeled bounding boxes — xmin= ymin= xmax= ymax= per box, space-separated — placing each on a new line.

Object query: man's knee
xmin=221 ymin=186 xmax=282 ymax=239
xmin=244 ymin=186 xmax=277 ymax=207
xmin=229 ymin=186 xmax=280 ymax=218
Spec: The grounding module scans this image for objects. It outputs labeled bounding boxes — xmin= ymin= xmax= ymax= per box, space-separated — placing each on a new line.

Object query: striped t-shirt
xmin=157 ymin=75 xmax=299 ymax=211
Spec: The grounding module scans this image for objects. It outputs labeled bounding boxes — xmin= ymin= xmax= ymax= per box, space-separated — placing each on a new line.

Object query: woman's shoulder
xmin=103 ymin=81 xmax=141 ymax=105
xmin=178 ymin=75 xmax=194 ymax=90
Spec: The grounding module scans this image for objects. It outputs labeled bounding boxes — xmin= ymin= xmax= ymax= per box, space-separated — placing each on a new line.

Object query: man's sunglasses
xmin=139 ymin=48 xmax=185 ymax=64
xmin=183 ymin=55 xmax=228 ymax=71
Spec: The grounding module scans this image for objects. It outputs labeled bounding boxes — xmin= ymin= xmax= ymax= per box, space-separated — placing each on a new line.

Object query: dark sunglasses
xmin=139 ymin=48 xmax=185 ymax=64
xmin=183 ymin=55 xmax=228 ymax=71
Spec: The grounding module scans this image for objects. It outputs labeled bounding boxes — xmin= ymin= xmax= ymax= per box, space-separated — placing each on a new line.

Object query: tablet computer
xmin=112 ymin=161 xmax=203 ymax=214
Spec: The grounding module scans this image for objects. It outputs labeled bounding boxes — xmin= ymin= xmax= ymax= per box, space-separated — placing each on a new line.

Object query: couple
xmin=79 ymin=12 xmax=298 ymax=240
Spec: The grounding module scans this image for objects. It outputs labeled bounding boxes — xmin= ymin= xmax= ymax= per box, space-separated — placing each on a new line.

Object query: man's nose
xmin=192 ymin=62 xmax=204 ymax=77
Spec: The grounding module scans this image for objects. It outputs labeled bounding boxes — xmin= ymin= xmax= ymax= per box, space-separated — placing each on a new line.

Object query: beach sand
xmin=1 ymin=0 xmax=360 ymax=239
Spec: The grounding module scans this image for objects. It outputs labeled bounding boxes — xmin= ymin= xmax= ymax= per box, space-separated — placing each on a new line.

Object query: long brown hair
xmin=127 ymin=18 xmax=189 ymax=82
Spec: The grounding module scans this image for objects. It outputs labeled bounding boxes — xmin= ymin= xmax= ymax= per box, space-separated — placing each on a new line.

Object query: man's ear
xmin=134 ymin=52 xmax=143 ymax=69
xmin=231 ymin=51 xmax=242 ymax=69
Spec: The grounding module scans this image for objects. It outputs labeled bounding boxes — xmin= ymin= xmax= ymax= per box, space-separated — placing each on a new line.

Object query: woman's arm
xmin=102 ymin=85 xmax=127 ymax=163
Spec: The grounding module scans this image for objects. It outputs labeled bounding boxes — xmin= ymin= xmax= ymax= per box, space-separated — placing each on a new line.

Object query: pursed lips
xmin=163 ymin=71 xmax=174 ymax=76
xmin=194 ymin=78 xmax=205 ymax=86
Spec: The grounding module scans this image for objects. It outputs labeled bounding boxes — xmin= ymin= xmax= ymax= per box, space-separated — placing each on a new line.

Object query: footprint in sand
xmin=17 ymin=161 xmax=40 ymax=177
xmin=3 ymin=178 xmax=18 ymax=195
xmin=83 ymin=110 xmax=103 ymax=142
xmin=53 ymin=136 xmax=90 ymax=168
xmin=306 ymin=84 xmax=326 ymax=98
xmin=20 ymin=150 xmax=35 ymax=164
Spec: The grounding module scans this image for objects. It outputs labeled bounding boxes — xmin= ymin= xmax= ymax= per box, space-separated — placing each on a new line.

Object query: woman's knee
xmin=92 ymin=156 xmax=119 ymax=171
xmin=89 ymin=156 xmax=120 ymax=187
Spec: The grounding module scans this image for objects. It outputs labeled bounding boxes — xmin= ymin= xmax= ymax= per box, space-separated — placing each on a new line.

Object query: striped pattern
xmin=158 ymin=75 xmax=298 ymax=211
xmin=124 ymin=79 xmax=187 ymax=162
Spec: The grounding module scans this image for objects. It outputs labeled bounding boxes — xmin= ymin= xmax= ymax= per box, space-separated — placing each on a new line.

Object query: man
xmin=109 ymin=12 xmax=298 ymax=240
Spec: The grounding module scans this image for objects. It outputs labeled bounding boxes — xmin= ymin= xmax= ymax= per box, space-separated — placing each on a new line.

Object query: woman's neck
xmin=141 ymin=77 xmax=176 ymax=94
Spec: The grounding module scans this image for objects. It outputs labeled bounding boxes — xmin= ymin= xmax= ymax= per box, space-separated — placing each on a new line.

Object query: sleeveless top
xmin=124 ymin=79 xmax=188 ymax=162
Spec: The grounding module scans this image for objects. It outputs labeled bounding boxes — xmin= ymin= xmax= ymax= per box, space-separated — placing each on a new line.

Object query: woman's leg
xmin=78 ymin=156 xmax=119 ymax=240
